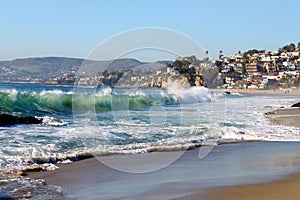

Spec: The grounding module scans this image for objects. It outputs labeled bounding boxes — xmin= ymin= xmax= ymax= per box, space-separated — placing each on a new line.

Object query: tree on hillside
xmin=298 ymin=42 xmax=300 ymax=52
xmin=246 ymin=49 xmax=259 ymax=55
xmin=172 ymin=59 xmax=190 ymax=74
xmin=214 ymin=60 xmax=223 ymax=72
xmin=279 ymin=43 xmax=296 ymax=52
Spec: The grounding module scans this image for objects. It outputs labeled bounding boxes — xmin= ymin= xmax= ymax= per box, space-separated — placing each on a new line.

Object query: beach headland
xmin=28 ymin=142 xmax=300 ymax=199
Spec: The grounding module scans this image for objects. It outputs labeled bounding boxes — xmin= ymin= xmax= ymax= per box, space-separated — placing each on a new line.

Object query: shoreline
xmin=209 ymin=88 xmax=300 ymax=95
xmin=28 ymin=142 xmax=300 ymax=199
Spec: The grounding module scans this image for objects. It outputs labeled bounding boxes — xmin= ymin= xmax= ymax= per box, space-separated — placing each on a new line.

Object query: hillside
xmin=0 ymin=57 xmax=83 ymax=73
xmin=0 ymin=57 xmax=152 ymax=82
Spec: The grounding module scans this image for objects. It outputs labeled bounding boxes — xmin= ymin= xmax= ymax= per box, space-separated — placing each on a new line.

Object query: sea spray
xmin=166 ymin=82 xmax=212 ymax=104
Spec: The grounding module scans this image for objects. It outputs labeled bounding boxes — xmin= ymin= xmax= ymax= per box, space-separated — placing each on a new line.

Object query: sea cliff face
xmin=161 ymin=75 xmax=207 ymax=89
xmin=174 ymin=76 xmax=191 ymax=88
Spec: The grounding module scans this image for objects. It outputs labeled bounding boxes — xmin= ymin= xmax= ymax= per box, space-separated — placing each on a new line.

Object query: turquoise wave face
xmin=0 ymin=90 xmax=179 ymax=117
xmin=0 ymin=91 xmax=73 ymax=116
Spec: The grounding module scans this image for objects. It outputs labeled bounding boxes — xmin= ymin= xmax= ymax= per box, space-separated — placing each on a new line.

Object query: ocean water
xmin=0 ymin=82 xmax=299 ymax=198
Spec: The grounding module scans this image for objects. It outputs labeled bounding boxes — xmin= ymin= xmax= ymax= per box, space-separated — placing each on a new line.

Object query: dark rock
xmin=225 ymin=91 xmax=231 ymax=94
xmin=265 ymin=111 xmax=276 ymax=115
xmin=0 ymin=114 xmax=42 ymax=126
xmin=291 ymin=102 xmax=300 ymax=107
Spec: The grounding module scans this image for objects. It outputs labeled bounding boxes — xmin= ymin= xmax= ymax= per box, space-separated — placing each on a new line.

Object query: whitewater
xmin=0 ymin=82 xmax=299 ymax=168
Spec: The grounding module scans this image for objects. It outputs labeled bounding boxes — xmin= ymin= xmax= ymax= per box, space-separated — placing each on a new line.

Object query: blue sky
xmin=1 ymin=0 xmax=299 ymax=61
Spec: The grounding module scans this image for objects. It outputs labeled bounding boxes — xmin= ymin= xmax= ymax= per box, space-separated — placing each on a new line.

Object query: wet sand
xmin=29 ymin=142 xmax=300 ymax=199
xmin=176 ymin=172 xmax=300 ymax=200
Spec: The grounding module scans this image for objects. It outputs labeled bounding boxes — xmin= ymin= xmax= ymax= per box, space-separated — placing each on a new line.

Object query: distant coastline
xmin=1 ymin=42 xmax=299 ymax=90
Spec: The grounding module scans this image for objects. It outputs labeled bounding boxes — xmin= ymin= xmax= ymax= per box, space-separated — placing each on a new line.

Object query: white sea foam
xmin=40 ymin=89 xmax=73 ymax=96
xmin=0 ymin=88 xmax=19 ymax=100
xmin=167 ymin=83 xmax=212 ymax=103
xmin=0 ymin=172 xmax=63 ymax=199
xmin=230 ymin=92 xmax=243 ymax=96
xmin=40 ymin=116 xmax=69 ymax=126
xmin=95 ymin=87 xmax=112 ymax=96
xmin=127 ymin=90 xmax=146 ymax=97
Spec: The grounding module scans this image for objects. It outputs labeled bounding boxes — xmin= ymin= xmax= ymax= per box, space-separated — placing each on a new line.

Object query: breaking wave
xmin=0 ymin=86 xmax=212 ymax=116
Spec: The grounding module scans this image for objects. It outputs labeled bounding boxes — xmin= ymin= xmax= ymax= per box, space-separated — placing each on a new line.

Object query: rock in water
xmin=0 ymin=114 xmax=42 ymax=126
xmin=291 ymin=102 xmax=300 ymax=107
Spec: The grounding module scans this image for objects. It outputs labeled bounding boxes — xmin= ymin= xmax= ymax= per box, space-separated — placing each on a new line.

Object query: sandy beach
xmin=29 ymin=142 xmax=300 ymax=199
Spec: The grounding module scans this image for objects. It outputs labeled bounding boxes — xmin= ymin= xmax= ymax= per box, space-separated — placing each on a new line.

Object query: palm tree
xmin=219 ymin=50 xmax=223 ymax=60
xmin=205 ymin=50 xmax=209 ymax=60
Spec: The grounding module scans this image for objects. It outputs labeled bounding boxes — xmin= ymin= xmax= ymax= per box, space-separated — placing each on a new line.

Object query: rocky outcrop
xmin=0 ymin=114 xmax=42 ymax=126
xmin=291 ymin=102 xmax=300 ymax=107
xmin=194 ymin=75 xmax=207 ymax=87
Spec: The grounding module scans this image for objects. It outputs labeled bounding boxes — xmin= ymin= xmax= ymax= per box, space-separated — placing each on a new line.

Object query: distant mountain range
xmin=0 ymin=57 xmax=84 ymax=74
xmin=0 ymin=57 xmax=173 ymax=82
